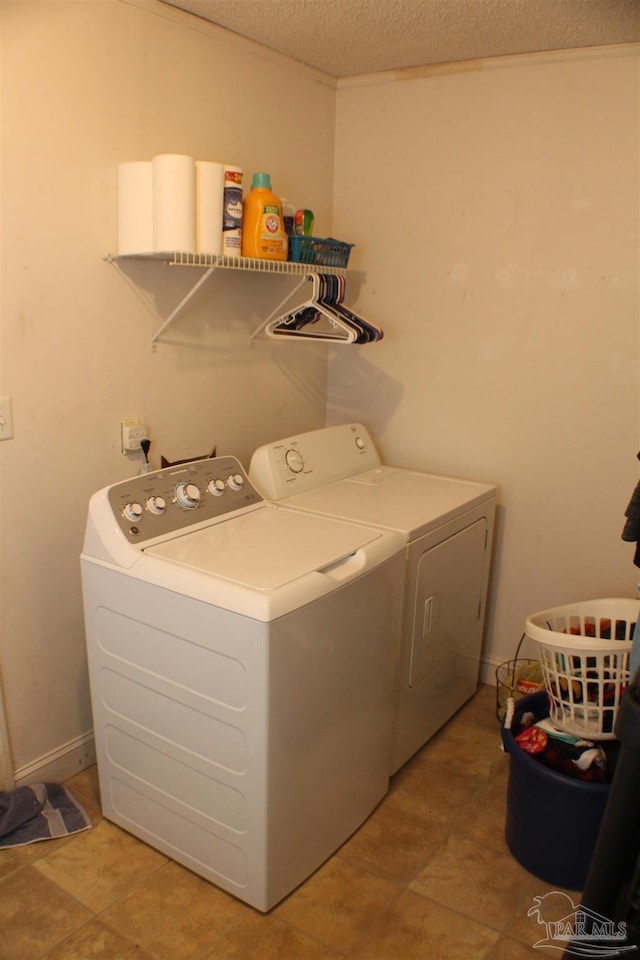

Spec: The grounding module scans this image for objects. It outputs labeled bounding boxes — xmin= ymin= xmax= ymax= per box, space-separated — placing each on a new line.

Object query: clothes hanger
xmin=315 ymin=274 xmax=365 ymax=341
xmin=294 ymin=273 xmax=382 ymax=343
xmin=254 ymin=271 xmax=383 ymax=344
xmin=317 ymin=273 xmax=384 ymax=343
xmin=265 ymin=273 xmax=358 ymax=342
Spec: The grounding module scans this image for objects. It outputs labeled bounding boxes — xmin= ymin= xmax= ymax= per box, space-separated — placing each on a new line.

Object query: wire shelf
xmin=104 ymin=252 xmax=350 ymax=348
xmin=106 ymin=252 xmax=347 ymax=276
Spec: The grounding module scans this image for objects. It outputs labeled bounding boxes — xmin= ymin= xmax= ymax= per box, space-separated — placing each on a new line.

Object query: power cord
xmin=139 ymin=438 xmax=152 ymax=474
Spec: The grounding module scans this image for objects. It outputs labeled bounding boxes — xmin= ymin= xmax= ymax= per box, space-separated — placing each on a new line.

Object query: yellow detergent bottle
xmin=241 ymin=172 xmax=288 ymax=260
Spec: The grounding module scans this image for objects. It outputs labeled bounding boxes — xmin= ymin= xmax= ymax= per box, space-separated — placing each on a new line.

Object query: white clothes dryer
xmin=249 ymin=424 xmax=496 ymax=774
xmin=81 ymin=454 xmax=404 ymax=911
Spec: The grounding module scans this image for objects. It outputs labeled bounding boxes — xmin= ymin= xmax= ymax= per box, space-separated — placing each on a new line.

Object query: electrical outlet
xmin=0 ymin=397 xmax=14 ymax=441
xmin=121 ymin=418 xmax=148 ymax=454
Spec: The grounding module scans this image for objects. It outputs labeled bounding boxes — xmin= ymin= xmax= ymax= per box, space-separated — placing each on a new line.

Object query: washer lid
xmin=278 ymin=467 xmax=496 ymax=540
xmin=145 ymin=503 xmax=387 ymax=590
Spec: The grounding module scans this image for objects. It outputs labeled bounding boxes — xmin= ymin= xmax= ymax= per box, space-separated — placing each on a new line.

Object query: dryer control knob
xmin=124 ymin=501 xmax=143 ymax=522
xmin=285 ymin=448 xmax=304 ymax=473
xmin=208 ymin=479 xmax=225 ymax=497
xmin=355 ymin=435 xmax=365 ymax=450
xmin=175 ymin=481 xmax=201 ymax=509
xmin=228 ymin=473 xmax=244 ymax=491
xmin=146 ymin=495 xmax=166 ymax=515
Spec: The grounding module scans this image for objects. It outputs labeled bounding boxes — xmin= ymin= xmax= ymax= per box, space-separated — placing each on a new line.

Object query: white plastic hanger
xmin=251 ymin=271 xmax=383 ymax=344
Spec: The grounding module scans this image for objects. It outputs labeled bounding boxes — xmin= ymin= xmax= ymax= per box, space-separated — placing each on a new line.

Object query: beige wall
xmin=0 ymin=0 xmax=336 ymax=779
xmin=1 ymin=1 xmax=638 ymax=781
xmin=330 ymin=46 xmax=640 ymax=671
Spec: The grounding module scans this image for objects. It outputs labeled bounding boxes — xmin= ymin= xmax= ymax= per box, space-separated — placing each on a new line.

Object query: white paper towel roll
xmin=196 ymin=160 xmax=224 ymax=255
xmin=117 ymin=161 xmax=153 ymax=255
xmin=152 ymin=153 xmax=196 ymax=253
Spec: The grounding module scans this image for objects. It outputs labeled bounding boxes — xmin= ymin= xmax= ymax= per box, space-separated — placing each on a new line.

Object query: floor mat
xmin=0 ymin=782 xmax=92 ymax=847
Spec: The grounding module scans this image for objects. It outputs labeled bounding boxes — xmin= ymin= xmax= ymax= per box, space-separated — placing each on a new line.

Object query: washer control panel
xmin=249 ymin=423 xmax=380 ymax=499
xmin=107 ymin=456 xmax=262 ymax=544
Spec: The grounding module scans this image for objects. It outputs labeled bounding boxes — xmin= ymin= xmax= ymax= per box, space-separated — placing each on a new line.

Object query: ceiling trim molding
xmin=337 ymin=41 xmax=640 ymax=89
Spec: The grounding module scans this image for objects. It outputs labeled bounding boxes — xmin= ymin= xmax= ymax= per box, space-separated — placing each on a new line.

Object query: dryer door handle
xmin=423 ymin=596 xmax=434 ymax=636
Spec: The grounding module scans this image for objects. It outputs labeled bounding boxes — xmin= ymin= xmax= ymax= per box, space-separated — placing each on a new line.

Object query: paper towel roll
xmin=117 ymin=161 xmax=153 ymax=255
xmin=152 ymin=154 xmax=196 ymax=253
xmin=196 ymin=160 xmax=224 ymax=255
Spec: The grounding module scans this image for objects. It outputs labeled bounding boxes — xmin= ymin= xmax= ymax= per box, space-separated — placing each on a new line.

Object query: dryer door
xmin=409 ymin=518 xmax=487 ymax=689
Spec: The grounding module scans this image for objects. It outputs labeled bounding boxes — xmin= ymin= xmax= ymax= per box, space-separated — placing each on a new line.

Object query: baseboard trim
xmin=480 ymin=655 xmax=501 ymax=688
xmin=13 ymin=732 xmax=96 ymax=788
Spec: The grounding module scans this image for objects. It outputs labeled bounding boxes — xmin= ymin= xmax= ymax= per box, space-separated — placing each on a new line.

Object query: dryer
xmin=249 ymin=424 xmax=496 ymax=774
xmin=81 ymin=454 xmax=404 ymax=911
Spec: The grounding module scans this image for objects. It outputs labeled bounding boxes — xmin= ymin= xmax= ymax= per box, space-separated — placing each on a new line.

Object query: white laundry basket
xmin=525 ymin=598 xmax=640 ymax=739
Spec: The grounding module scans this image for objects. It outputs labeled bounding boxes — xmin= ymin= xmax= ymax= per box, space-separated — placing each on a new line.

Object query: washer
xmin=249 ymin=423 xmax=496 ymax=774
xmin=81 ymin=454 xmax=404 ymax=912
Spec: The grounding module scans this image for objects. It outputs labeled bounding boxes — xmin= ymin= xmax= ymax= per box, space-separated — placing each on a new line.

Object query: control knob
xmin=285 ymin=448 xmax=304 ymax=473
xmin=227 ymin=473 xmax=244 ymax=491
xmin=175 ymin=481 xmax=201 ymax=509
xmin=146 ymin=495 xmax=166 ymax=515
xmin=208 ymin=479 xmax=225 ymax=497
xmin=123 ymin=502 xmax=143 ymax=522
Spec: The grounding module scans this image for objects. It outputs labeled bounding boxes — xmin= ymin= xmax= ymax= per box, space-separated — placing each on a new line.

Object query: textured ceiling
xmin=159 ymin=0 xmax=640 ymax=78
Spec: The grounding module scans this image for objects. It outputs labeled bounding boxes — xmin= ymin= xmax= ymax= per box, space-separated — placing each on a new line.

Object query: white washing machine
xmin=81 ymin=454 xmax=404 ymax=912
xmin=249 ymin=424 xmax=497 ymax=774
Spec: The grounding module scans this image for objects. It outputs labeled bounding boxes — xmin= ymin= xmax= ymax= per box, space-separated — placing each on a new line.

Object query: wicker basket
xmin=525 ymin=598 xmax=639 ymax=739
xmin=495 ymin=657 xmax=544 ymax=722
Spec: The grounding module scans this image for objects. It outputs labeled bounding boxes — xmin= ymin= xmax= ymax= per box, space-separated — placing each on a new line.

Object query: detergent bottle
xmin=241 ymin=173 xmax=288 ymax=260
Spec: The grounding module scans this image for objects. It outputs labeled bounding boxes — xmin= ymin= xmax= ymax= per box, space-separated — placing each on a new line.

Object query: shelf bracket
xmin=150 ymin=264 xmax=216 ymax=347
xmin=105 ymin=253 xmax=350 ymax=349
xmin=106 ymin=255 xmax=218 ymax=349
xmin=250 ymin=275 xmax=310 ymax=341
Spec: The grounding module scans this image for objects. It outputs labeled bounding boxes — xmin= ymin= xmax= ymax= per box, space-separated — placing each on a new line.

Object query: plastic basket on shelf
xmin=288 ymin=236 xmax=354 ymax=268
xmin=525 ymin=598 xmax=640 ymax=739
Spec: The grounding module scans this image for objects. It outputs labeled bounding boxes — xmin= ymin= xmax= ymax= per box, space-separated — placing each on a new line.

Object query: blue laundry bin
xmin=501 ymin=691 xmax=612 ymax=891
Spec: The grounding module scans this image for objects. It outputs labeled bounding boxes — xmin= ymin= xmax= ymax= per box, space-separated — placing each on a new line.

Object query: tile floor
xmin=0 ymin=684 xmax=575 ymax=959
